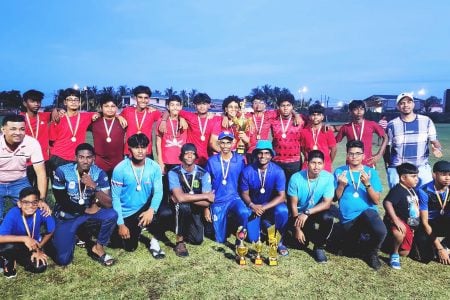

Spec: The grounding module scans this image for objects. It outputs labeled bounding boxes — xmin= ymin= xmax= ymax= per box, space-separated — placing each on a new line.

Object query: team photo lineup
xmin=1 ymin=85 xmax=450 ymax=279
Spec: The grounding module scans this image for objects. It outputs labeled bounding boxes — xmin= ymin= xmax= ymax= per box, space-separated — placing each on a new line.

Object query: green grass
xmin=3 ymin=125 xmax=450 ymax=299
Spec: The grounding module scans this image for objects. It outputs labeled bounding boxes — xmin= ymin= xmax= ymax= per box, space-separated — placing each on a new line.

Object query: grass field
xmin=3 ymin=124 xmax=450 ymax=299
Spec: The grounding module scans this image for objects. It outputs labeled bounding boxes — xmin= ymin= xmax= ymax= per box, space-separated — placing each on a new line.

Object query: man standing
xmin=52 ymin=143 xmax=117 ymax=266
xmin=91 ymin=95 xmax=126 ymax=179
xmin=240 ymin=140 xmax=289 ymax=255
xmin=300 ymin=104 xmax=337 ymax=172
xmin=176 ymin=93 xmax=220 ymax=167
xmin=206 ymin=131 xmax=249 ymax=243
xmin=168 ymin=143 xmax=214 ymax=257
xmin=271 ymin=94 xmax=304 ymax=184
xmin=288 ymin=150 xmax=335 ymax=263
xmin=384 ymin=92 xmax=442 ymax=188
xmin=48 ymin=88 xmax=97 ymax=177
xmin=110 ymin=134 xmax=165 ymax=258
xmin=20 ymin=90 xmax=51 ymax=185
xmin=0 ymin=115 xmax=49 ymax=222
xmin=335 ymin=140 xmax=386 ymax=270
xmin=120 ymin=85 xmax=161 ymax=158
xmin=335 ymin=100 xmax=387 ymax=168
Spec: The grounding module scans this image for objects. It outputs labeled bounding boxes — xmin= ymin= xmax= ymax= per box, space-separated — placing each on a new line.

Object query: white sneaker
xmin=149 ymin=238 xmax=165 ymax=259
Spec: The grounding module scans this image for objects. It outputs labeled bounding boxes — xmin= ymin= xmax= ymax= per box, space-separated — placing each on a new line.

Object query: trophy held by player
xmin=231 ymin=99 xmax=252 ymax=155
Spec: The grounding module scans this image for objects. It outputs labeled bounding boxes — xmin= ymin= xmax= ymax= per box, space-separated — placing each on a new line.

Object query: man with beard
xmin=384 ymin=93 xmax=442 ymax=188
xmin=52 ymin=143 xmax=117 ymax=266
xmin=240 ymin=140 xmax=289 ymax=255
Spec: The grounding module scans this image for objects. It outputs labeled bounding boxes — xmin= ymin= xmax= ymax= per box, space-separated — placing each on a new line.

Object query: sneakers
xmin=390 ymin=253 xmax=401 ymax=270
xmin=1 ymin=257 xmax=17 ymax=278
xmin=313 ymin=248 xmax=328 ymax=263
xmin=174 ymin=241 xmax=189 ymax=257
xmin=367 ymin=254 xmax=382 ymax=270
xmin=149 ymin=238 xmax=166 ymax=259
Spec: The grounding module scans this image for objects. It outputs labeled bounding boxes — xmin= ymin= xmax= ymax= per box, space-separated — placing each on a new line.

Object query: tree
xmin=164 ymin=87 xmax=177 ymax=98
xmin=179 ymin=90 xmax=188 ymax=107
xmin=0 ymin=90 xmax=21 ymax=112
xmin=188 ymin=89 xmax=198 ymax=104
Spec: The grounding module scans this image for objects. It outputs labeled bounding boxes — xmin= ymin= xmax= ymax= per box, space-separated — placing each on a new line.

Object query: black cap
xmin=433 ymin=160 xmax=450 ymax=172
xmin=181 ymin=143 xmax=197 ymax=155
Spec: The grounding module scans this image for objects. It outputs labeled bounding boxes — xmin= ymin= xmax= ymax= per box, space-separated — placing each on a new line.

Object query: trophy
xmin=253 ymin=237 xmax=263 ymax=266
xmin=267 ymin=225 xmax=281 ymax=266
xmin=231 ymin=99 xmax=252 ymax=155
xmin=235 ymin=226 xmax=248 ymax=265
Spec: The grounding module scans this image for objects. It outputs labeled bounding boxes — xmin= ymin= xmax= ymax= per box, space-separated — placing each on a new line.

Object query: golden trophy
xmin=235 ymin=226 xmax=248 ymax=265
xmin=253 ymin=237 xmax=263 ymax=266
xmin=267 ymin=225 xmax=281 ymax=266
xmin=231 ymin=99 xmax=252 ymax=155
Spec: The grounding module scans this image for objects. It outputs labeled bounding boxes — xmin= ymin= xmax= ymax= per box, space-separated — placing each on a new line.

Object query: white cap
xmin=396 ymin=92 xmax=414 ymax=103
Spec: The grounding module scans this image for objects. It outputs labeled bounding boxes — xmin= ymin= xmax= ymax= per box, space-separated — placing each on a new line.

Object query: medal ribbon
xmin=198 ymin=115 xmax=208 ymax=140
xmin=434 ymin=185 xmax=449 ymax=212
xmin=25 ymin=113 xmax=40 ymax=139
xmin=220 ymin=155 xmax=231 ymax=182
xmin=279 ymin=115 xmax=292 ymax=137
xmin=351 ymin=120 xmax=365 ymax=141
xmin=348 ymin=166 xmax=362 ymax=193
xmin=181 ymin=167 xmax=197 ymax=194
xmin=22 ymin=212 xmax=36 ymax=239
xmin=134 ymin=109 xmax=147 ymax=132
xmin=103 ymin=117 xmax=115 ymax=140
xmin=258 ymin=167 xmax=268 ymax=191
xmin=131 ymin=160 xmax=145 ymax=189
xmin=312 ymin=125 xmax=321 ymax=149
xmin=253 ymin=114 xmax=265 ymax=138
xmin=66 ymin=113 xmax=81 ymax=139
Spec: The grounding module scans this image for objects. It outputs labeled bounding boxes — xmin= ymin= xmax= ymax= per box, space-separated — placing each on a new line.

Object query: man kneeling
xmin=288 ymin=150 xmax=335 ymax=263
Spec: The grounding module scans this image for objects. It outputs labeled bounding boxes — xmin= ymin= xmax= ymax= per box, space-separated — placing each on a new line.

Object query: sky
xmin=1 ymin=0 xmax=449 ymax=106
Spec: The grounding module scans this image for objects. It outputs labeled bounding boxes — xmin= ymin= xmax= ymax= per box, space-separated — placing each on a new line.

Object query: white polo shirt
xmin=0 ymin=134 xmax=43 ymax=182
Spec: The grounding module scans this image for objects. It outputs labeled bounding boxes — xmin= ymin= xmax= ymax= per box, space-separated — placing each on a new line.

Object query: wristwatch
xmin=304 ymin=209 xmax=311 ymax=216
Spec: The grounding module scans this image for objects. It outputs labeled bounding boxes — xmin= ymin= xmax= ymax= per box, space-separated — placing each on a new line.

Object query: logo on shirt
xmin=68 ymin=181 xmax=76 ymax=189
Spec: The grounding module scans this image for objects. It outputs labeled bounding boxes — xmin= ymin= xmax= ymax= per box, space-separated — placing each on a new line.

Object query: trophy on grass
xmin=267 ymin=225 xmax=281 ymax=266
xmin=253 ymin=237 xmax=263 ymax=266
xmin=235 ymin=226 xmax=248 ymax=265
xmin=231 ymin=98 xmax=252 ymax=155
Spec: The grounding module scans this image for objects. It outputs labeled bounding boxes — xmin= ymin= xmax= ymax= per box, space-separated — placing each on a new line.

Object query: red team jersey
xmin=179 ymin=110 xmax=220 ymax=166
xmin=120 ymin=107 xmax=162 ymax=156
xmin=91 ymin=117 xmax=126 ymax=173
xmin=156 ymin=118 xmax=188 ymax=165
xmin=20 ymin=112 xmax=51 ymax=161
xmin=300 ymin=126 xmax=336 ymax=172
xmin=245 ymin=110 xmax=277 ymax=154
xmin=271 ymin=115 xmax=303 ymax=163
xmin=49 ymin=112 xmax=95 ymax=161
xmin=335 ymin=120 xmax=385 ymax=167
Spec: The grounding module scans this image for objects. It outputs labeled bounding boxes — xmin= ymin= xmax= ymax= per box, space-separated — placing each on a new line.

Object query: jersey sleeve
xmin=201 ymin=171 xmax=212 ymax=193
xmin=168 ymin=169 xmax=181 ymax=190
xmin=418 ymin=188 xmax=429 ymax=211
xmin=52 ymin=167 xmax=66 ymax=190
xmin=111 ymin=165 xmax=125 ymax=225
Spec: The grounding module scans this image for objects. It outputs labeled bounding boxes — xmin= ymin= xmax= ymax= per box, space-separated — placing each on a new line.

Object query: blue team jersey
xmin=288 ymin=170 xmax=334 ymax=213
xmin=111 ymin=157 xmax=163 ymax=225
xmin=0 ymin=207 xmax=55 ymax=242
xmin=53 ymin=163 xmax=110 ymax=209
xmin=168 ymin=165 xmax=212 ymax=193
xmin=334 ymin=165 xmax=382 ymax=223
xmin=206 ymin=152 xmax=245 ymax=204
xmin=240 ymin=162 xmax=285 ymax=205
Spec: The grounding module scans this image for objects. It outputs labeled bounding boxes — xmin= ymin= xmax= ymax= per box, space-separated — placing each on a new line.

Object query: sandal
xmin=277 ymin=244 xmax=289 ymax=257
xmin=89 ymin=249 xmax=115 ymax=266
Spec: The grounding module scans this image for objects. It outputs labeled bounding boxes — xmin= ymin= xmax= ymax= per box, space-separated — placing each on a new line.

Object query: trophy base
xmin=238 ymin=257 xmax=246 ymax=266
xmin=254 ymin=257 xmax=263 ymax=266
xmin=268 ymin=258 xmax=278 ymax=266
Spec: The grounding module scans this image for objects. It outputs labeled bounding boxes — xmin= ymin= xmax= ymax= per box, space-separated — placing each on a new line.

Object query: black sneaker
xmin=2 ymin=257 xmax=17 ymax=278
xmin=314 ymin=248 xmax=328 ymax=263
xmin=367 ymin=254 xmax=382 ymax=270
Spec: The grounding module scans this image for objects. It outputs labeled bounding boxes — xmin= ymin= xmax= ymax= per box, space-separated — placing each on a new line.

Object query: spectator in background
xmin=378 ymin=115 xmax=388 ymax=146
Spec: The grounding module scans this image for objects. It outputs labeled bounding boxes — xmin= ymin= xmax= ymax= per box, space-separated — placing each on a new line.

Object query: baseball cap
xmin=181 ymin=143 xmax=197 ymax=156
xmin=433 ymin=160 xmax=450 ymax=172
xmin=396 ymin=92 xmax=414 ymax=103
xmin=252 ymin=140 xmax=276 ymax=157
xmin=218 ymin=131 xmax=234 ymax=140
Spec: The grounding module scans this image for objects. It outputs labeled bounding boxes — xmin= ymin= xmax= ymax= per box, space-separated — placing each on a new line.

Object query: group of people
xmin=0 ymin=86 xmax=449 ymax=278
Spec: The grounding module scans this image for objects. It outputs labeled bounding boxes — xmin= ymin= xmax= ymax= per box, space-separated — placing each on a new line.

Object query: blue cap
xmin=252 ymin=140 xmax=276 ymax=157
xmin=218 ymin=131 xmax=234 ymax=140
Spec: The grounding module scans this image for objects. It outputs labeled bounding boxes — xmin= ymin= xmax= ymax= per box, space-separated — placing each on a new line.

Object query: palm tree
xmin=164 ymin=87 xmax=177 ymax=98
xmin=179 ymin=90 xmax=188 ymax=107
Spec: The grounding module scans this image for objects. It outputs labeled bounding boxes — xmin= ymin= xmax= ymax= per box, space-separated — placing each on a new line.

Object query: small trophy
xmin=267 ymin=225 xmax=281 ymax=266
xmin=232 ymin=99 xmax=252 ymax=155
xmin=253 ymin=237 xmax=263 ymax=266
xmin=235 ymin=226 xmax=248 ymax=265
